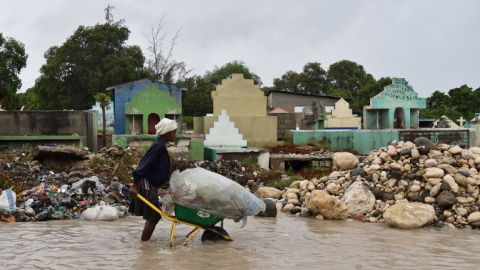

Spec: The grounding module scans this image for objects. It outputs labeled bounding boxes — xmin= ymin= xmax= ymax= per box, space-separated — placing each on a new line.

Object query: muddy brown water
xmin=1 ymin=213 xmax=480 ymax=270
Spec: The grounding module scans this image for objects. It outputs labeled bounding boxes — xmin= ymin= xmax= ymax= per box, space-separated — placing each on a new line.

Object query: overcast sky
xmin=1 ymin=0 xmax=479 ymax=98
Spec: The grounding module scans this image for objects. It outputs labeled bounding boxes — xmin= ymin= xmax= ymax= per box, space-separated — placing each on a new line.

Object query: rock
xmin=350 ymin=167 xmax=366 ymax=178
xmin=326 ymin=183 xmax=341 ymax=195
xmin=256 ymin=199 xmax=277 ymax=217
xmin=468 ymin=212 xmax=480 ymax=223
xmin=341 ymin=181 xmax=375 ymax=216
xmin=399 ymin=148 xmax=411 ymax=156
xmin=424 ymin=159 xmax=438 ymax=167
xmin=414 ymin=137 xmax=438 ymax=153
xmin=383 ymin=200 xmax=435 ymax=229
xmin=424 ymin=196 xmax=436 ymax=204
xmin=305 ymin=190 xmax=348 ymax=220
xmin=443 ymin=175 xmax=459 ymax=193
xmin=411 ymin=148 xmax=420 ymax=158
xmin=289 ymin=207 xmax=302 ymax=215
xmin=299 ymin=208 xmax=312 ymax=217
xmin=390 ymin=169 xmax=403 ymax=179
xmin=437 ymin=164 xmax=457 ymax=175
xmin=34 ymin=145 xmax=89 ymax=161
xmin=425 ymin=168 xmax=444 ymax=178
xmin=256 ymin=187 xmax=283 ymax=199
xmin=436 ymin=191 xmax=457 ymax=207
xmin=454 ymin=173 xmax=468 ymax=187
xmin=439 ymin=181 xmax=451 ymax=191
xmin=371 ymin=187 xmax=383 ymax=200
xmin=449 ymin=145 xmax=463 ymax=155
xmin=282 ymin=203 xmax=295 ymax=212
xmin=333 ymin=152 xmax=359 ymax=170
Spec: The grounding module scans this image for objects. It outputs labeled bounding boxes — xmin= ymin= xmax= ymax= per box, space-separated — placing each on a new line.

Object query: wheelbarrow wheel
xmin=201 ymin=226 xmax=230 ymax=242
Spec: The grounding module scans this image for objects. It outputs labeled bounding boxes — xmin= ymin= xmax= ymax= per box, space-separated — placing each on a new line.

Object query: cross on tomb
xmin=457 ymin=116 xmax=465 ymax=127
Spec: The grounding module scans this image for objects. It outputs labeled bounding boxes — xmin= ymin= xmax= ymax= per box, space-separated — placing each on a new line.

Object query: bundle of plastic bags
xmin=80 ymin=201 xmax=122 ymax=221
xmin=170 ymin=167 xmax=265 ymax=227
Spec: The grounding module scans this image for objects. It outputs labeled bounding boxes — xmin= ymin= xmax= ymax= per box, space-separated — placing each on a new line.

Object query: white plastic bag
xmin=81 ymin=201 xmax=119 ymax=221
xmin=80 ymin=205 xmax=101 ymax=221
xmin=170 ymin=168 xmax=265 ymax=226
xmin=98 ymin=205 xmax=119 ymax=221
xmin=0 ymin=189 xmax=16 ymax=212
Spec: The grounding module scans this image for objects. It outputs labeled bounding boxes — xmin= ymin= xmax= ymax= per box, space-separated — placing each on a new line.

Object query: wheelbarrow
xmin=135 ymin=193 xmax=233 ymax=247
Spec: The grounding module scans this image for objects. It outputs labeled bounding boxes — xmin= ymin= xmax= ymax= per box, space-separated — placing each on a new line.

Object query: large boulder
xmin=256 ymin=187 xmax=283 ymax=199
xmin=333 ymin=152 xmax=359 ymax=170
xmin=413 ymin=137 xmax=438 ymax=153
xmin=256 ymin=198 xmax=277 ymax=217
xmin=383 ymin=200 xmax=435 ymax=229
xmin=306 ymin=190 xmax=348 ymax=220
xmin=341 ymin=181 xmax=375 ymax=216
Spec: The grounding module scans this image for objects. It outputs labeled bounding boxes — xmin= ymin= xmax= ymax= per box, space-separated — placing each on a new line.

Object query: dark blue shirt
xmin=132 ymin=137 xmax=170 ymax=188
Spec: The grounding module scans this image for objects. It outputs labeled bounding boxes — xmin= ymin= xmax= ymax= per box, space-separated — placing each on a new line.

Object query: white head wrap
xmin=155 ymin=118 xmax=178 ymax=136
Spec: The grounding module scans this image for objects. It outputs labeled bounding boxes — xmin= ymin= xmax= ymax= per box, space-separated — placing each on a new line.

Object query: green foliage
xmin=270 ymin=62 xmax=328 ymax=95
xmin=240 ymin=156 xmax=257 ymax=168
xmin=352 ymin=77 xmax=392 ymax=116
xmin=0 ymin=32 xmax=28 ymax=110
xmin=179 ymin=75 xmax=214 ymax=117
xmin=421 ymin=85 xmax=479 ymax=123
xmin=204 ymin=60 xmax=262 ymax=86
xmin=420 ymin=105 xmax=461 ymax=121
xmin=182 ymin=116 xmax=193 ymax=129
xmin=326 ymin=60 xmax=375 ymax=99
xmin=265 ymin=175 xmax=304 ymax=189
xmin=31 ymin=14 xmax=150 ymax=110
xmin=447 ymin=85 xmax=476 ymax=120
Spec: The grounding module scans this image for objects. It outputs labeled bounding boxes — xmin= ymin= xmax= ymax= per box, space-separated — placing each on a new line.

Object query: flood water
xmin=1 ymin=213 xmax=480 ymax=270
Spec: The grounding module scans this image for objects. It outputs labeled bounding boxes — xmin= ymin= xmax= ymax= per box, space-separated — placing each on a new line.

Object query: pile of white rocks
xmin=256 ymin=137 xmax=480 ymax=229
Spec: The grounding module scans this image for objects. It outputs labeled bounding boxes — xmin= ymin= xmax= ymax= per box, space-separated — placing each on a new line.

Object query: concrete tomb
xmin=324 ymin=98 xmax=362 ymax=129
xmin=194 ymin=73 xmax=277 ymax=148
xmin=363 ymin=78 xmax=426 ymax=129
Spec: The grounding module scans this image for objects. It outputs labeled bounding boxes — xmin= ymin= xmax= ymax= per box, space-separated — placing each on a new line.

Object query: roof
xmin=265 ymin=90 xmax=352 ymax=101
xmin=269 ymin=107 xmax=289 ymax=114
xmin=105 ymin=78 xmax=184 ymax=91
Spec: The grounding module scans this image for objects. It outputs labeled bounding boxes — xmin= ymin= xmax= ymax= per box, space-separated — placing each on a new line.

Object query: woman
xmin=129 ymin=118 xmax=178 ymax=241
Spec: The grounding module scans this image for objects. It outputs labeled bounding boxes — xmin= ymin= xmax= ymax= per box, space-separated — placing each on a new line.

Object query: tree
xmin=426 ymin=90 xmax=449 ymax=109
xmin=420 ymin=104 xmax=461 ymax=121
xmin=351 ymin=77 xmax=392 ymax=116
xmin=326 ymin=60 xmax=375 ymax=99
xmin=179 ymin=75 xmax=214 ymax=117
xmin=204 ymin=60 xmax=262 ymax=86
xmin=447 ymin=85 xmax=475 ymax=120
xmin=31 ymin=7 xmax=150 ymax=110
xmin=269 ymin=62 xmax=328 ymax=95
xmin=0 ymin=32 xmax=28 ymax=109
xmin=94 ymin=92 xmax=111 ymax=148
xmin=144 ymin=14 xmax=191 ymax=85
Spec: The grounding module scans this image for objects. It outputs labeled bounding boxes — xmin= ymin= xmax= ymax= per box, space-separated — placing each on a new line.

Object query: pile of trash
xmin=0 ymin=176 xmax=131 ymax=223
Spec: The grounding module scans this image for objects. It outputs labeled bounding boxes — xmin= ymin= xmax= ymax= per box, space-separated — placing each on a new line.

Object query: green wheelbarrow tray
xmin=174 ymin=204 xmax=223 ymax=227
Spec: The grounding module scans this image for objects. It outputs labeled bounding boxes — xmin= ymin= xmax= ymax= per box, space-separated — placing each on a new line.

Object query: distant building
xmin=266 ymin=90 xmax=348 ymax=135
xmin=106 ymin=79 xmax=183 ymax=135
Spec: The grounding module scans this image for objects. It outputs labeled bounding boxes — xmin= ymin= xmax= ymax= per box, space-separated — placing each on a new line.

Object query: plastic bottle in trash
xmin=40 ymin=181 xmax=45 ymax=190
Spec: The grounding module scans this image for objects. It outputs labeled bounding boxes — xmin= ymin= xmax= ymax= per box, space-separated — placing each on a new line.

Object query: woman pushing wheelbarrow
xmin=128 ymin=118 xmax=266 ymax=246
